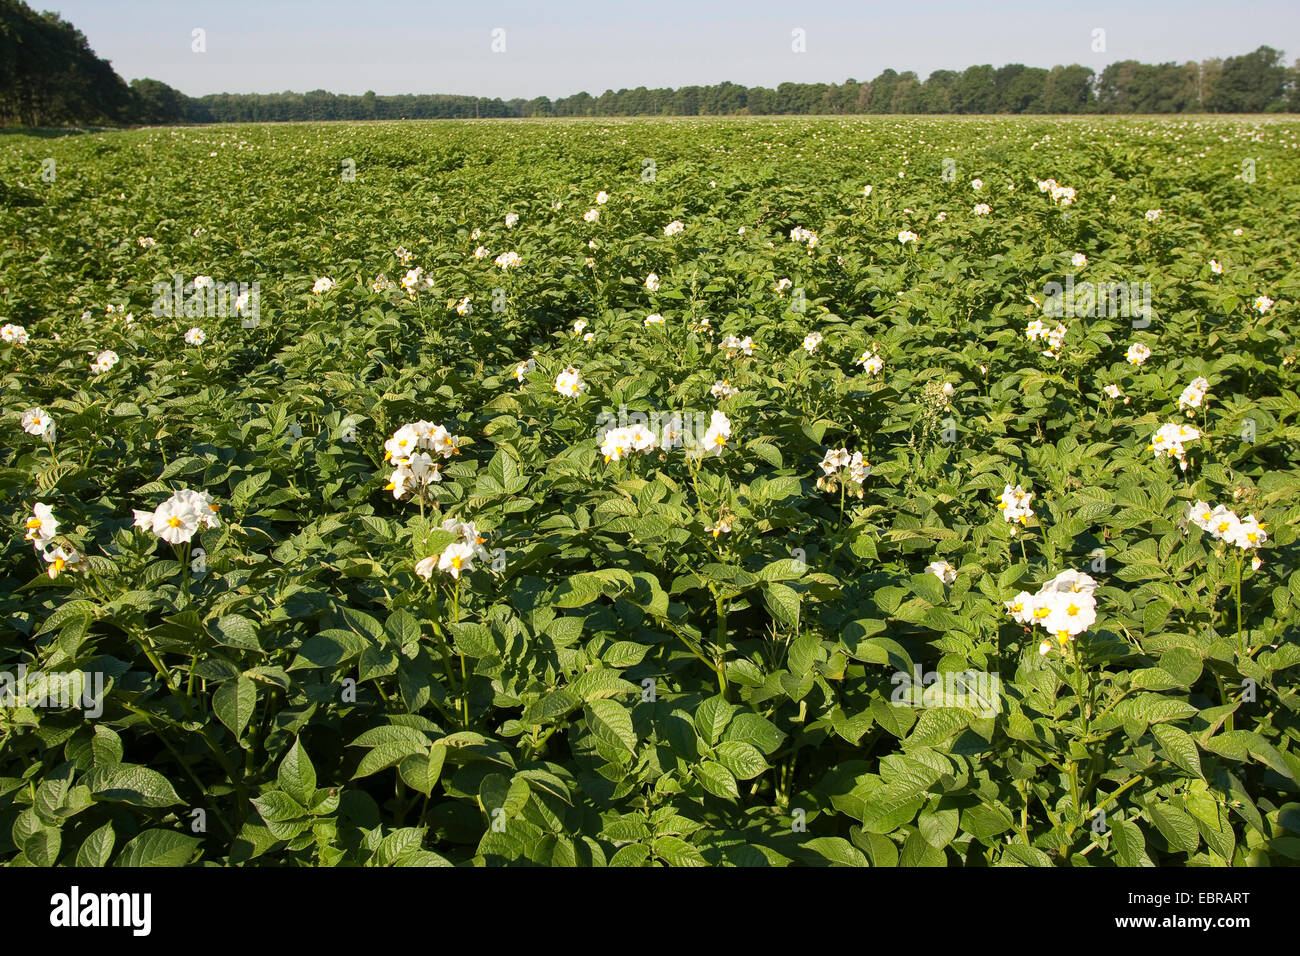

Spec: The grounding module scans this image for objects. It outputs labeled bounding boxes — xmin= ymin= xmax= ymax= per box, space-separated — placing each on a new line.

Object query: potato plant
xmin=1 ymin=117 xmax=1298 ymax=866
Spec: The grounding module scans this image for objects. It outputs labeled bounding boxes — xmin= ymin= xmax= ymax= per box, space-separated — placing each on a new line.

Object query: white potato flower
xmin=898 ymin=230 xmax=917 ymax=244
xmin=1125 ymin=342 xmax=1152 ymax=365
xmin=1149 ymin=423 xmax=1200 ymax=469
xmin=848 ymin=452 xmax=871 ymax=484
xmin=386 ymin=452 xmax=442 ymax=501
xmin=312 ymin=277 xmax=335 ymax=294
xmin=494 ymin=251 xmax=521 ymax=269
xmin=818 ymin=447 xmax=851 ymax=477
xmin=437 ymin=541 xmax=477 ymax=579
xmin=1223 ymin=514 xmax=1267 ymax=550
xmin=595 ymin=191 xmax=608 ymax=204
xmin=600 ymin=426 xmax=632 ymax=463
xmin=1 ymin=323 xmax=29 ymax=345
xmin=185 ymin=327 xmax=206 ymax=346
xmin=926 ymin=560 xmax=957 ymax=585
xmin=584 ymin=209 xmax=600 ymax=223
xmin=644 ymin=273 xmax=660 ymax=293
xmin=1004 ymin=591 xmax=1035 ymax=625
xmin=21 ymin=408 xmax=52 ymax=436
xmin=24 ymin=502 xmax=58 ymax=548
xmin=554 ymin=366 xmax=586 ymax=398
xmin=1014 ymin=568 xmax=1100 ymax=653
xmin=720 ymin=334 xmax=753 ymax=357
xmin=90 ymin=350 xmax=119 ymax=374
xmin=644 ymin=313 xmax=665 ymax=327
xmin=663 ymin=220 xmax=685 ymax=237
xmin=997 ymin=484 xmax=1034 ymax=533
xmin=973 ymin=203 xmax=991 ymax=216
xmin=1041 ymin=590 xmax=1098 ymax=640
xmin=42 ymin=545 xmax=82 ymax=579
xmin=1186 ymin=500 xmax=1215 ymax=532
xmin=802 ymin=332 xmax=822 ymax=354
xmin=705 ymin=517 xmax=733 ymax=538
xmin=442 ymin=518 xmax=490 ymax=561
xmin=505 ymin=213 xmax=519 ymax=228
xmin=172 ymin=488 xmax=221 ymax=529
xmin=702 ymin=409 xmax=732 ymax=456
xmin=384 ymin=424 xmax=420 ymax=462
xmin=1071 ymin=253 xmax=1087 ymax=268
xmin=857 ymin=351 xmax=883 ymax=375
xmin=150 ymin=495 xmax=201 ymax=544
xmin=1178 ymin=376 xmax=1210 ymax=413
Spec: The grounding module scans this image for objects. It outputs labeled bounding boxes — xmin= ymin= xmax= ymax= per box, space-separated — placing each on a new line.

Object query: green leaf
xmin=761 ymin=582 xmax=801 ymax=627
xmin=24 ymin=828 xmax=61 ymax=866
xmin=654 ymin=836 xmax=706 ymax=867
xmin=1110 ymin=816 xmax=1155 ymax=867
xmin=277 ymin=738 xmax=316 ymax=805
xmin=695 ymin=760 xmax=739 ymax=799
xmin=114 ymin=829 xmax=202 ymax=867
xmin=587 ymin=699 xmax=637 ymax=754
xmin=213 ymin=676 xmax=256 ymax=741
xmin=75 ymin=821 xmax=115 ymax=867
xmin=398 ymin=745 xmax=447 ymax=798
xmin=91 ymin=726 xmax=123 ymax=769
xmin=714 ymin=741 xmax=767 ymax=780
xmin=211 ymin=614 xmax=262 ymax=651
xmin=251 ymin=790 xmax=308 ymax=823
xmin=89 ymin=765 xmax=183 ymax=808
xmin=805 ymin=836 xmax=869 ymax=867
xmin=1151 ymin=724 xmax=1203 ymax=779
xmin=721 ymin=712 xmax=785 ymax=755
xmin=353 ymin=740 xmax=427 ymax=779
xmin=694 ymin=695 xmax=734 ymax=744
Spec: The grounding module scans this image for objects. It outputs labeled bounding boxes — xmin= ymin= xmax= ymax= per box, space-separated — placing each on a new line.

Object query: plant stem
xmin=453 ymin=576 xmax=467 ymax=726
xmin=1235 ymin=551 xmax=1245 ymax=656
xmin=714 ymin=593 xmax=729 ymax=698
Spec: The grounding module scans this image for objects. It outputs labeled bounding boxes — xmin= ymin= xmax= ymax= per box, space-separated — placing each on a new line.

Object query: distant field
xmin=1 ymin=117 xmax=1298 ymax=867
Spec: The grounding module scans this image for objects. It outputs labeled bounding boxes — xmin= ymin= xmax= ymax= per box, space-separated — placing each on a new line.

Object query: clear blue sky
xmin=41 ymin=0 xmax=1300 ymax=99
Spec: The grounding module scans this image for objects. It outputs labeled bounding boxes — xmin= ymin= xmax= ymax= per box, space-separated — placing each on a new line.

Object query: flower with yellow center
xmin=42 ymin=546 xmax=81 ymax=579
xmin=437 ymin=542 xmax=476 ymax=579
xmin=24 ymin=502 xmax=58 ymax=547
xmin=21 ymin=408 xmax=52 ymax=436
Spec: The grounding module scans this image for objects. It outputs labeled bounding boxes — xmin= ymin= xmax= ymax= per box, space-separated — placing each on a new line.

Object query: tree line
xmin=2 ymin=0 xmax=1297 ymax=127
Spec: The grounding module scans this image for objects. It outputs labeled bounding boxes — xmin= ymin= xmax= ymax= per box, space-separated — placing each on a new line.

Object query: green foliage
xmin=0 ymin=116 xmax=1297 ymax=867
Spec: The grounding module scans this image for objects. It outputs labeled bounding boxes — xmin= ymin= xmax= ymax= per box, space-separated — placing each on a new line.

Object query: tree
xmin=1040 ymin=65 xmax=1095 ymax=113
xmin=130 ymin=78 xmax=189 ymax=124
xmin=0 ymin=0 xmax=136 ymax=125
xmin=953 ymin=65 xmax=997 ymax=114
xmin=1207 ymin=45 xmax=1286 ymax=112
